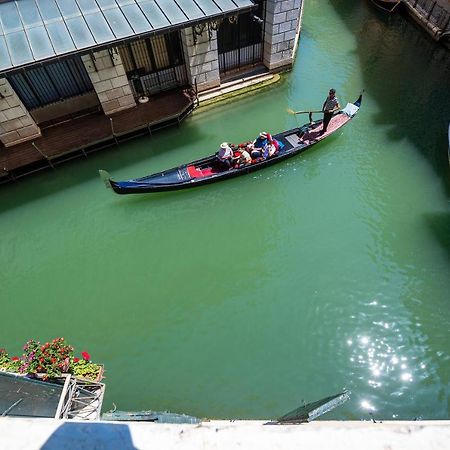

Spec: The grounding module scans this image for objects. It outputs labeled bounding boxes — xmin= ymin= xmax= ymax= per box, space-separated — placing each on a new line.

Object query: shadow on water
xmin=330 ymin=0 xmax=450 ymax=195
xmin=41 ymin=422 xmax=138 ymax=450
xmin=0 ymin=119 xmax=207 ymax=213
xmin=424 ymin=211 xmax=450 ymax=260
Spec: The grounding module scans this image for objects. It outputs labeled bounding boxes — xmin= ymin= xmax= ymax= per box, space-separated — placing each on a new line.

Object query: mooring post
xmin=427 ymin=1 xmax=436 ymax=20
xmin=194 ymin=78 xmax=200 ymax=107
xmin=442 ymin=12 xmax=450 ymax=31
xmin=3 ymin=167 xmax=15 ymax=181
xmin=110 ymin=117 xmax=118 ymax=145
xmin=32 ymin=141 xmax=54 ymax=169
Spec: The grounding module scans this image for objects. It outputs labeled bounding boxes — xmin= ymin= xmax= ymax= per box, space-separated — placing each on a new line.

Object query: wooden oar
xmin=287 ymin=108 xmax=322 ymax=115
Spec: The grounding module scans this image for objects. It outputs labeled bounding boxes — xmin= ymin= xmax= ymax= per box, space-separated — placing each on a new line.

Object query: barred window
xmin=118 ymin=31 xmax=184 ymax=76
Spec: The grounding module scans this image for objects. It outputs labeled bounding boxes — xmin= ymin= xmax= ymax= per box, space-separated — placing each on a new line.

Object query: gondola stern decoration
xmin=354 ymin=89 xmax=364 ymax=108
xmin=99 ymin=170 xmax=113 ymax=189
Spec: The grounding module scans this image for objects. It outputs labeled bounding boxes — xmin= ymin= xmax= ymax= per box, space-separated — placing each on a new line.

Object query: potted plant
xmin=0 ymin=338 xmax=103 ymax=382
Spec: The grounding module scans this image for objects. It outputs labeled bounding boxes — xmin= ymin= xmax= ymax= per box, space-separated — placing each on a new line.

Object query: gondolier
xmin=99 ymin=94 xmax=363 ymax=194
xmin=321 ymin=89 xmax=340 ymax=135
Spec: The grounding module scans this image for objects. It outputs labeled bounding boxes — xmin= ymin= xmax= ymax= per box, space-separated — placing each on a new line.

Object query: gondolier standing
xmin=321 ymin=89 xmax=340 ymax=135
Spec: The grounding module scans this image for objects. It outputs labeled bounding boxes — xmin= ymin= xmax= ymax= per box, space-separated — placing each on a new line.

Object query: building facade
xmin=0 ymin=0 xmax=303 ymax=149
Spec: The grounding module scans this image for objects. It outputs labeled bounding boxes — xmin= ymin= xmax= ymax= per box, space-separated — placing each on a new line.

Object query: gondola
xmin=369 ymin=0 xmax=402 ymax=14
xmin=448 ymin=122 xmax=450 ymax=166
xmin=100 ymin=94 xmax=363 ymax=195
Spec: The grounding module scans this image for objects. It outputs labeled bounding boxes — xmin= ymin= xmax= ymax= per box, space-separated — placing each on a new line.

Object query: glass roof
xmin=0 ymin=0 xmax=255 ymax=72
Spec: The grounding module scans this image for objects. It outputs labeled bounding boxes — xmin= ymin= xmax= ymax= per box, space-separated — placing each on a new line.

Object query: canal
xmin=1 ymin=0 xmax=449 ymax=420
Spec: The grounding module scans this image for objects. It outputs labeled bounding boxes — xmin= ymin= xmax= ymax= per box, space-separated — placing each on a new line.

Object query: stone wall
xmin=263 ymin=0 xmax=303 ymax=71
xmin=0 ymin=78 xmax=41 ymax=147
xmin=181 ymin=27 xmax=221 ymax=92
xmin=81 ymin=50 xmax=136 ymax=115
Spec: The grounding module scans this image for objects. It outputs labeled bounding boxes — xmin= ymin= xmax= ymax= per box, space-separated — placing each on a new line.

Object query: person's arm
xmin=322 ymin=99 xmax=327 ymax=111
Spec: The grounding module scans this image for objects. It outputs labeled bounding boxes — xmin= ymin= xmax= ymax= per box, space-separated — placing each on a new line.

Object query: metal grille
xmin=118 ymin=31 xmax=188 ymax=96
xmin=6 ymin=57 xmax=94 ymax=110
xmin=218 ymin=44 xmax=263 ymax=73
xmin=218 ymin=1 xmax=265 ymax=74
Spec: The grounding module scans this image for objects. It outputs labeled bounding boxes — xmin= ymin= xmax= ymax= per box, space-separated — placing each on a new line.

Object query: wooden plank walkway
xmin=0 ymin=89 xmax=194 ymax=181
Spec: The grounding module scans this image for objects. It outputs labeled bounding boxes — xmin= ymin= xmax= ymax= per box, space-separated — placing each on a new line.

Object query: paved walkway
xmin=0 ymin=418 xmax=449 ymax=450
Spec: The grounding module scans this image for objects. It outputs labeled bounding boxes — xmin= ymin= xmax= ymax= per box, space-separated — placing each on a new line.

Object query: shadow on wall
xmin=41 ymin=422 xmax=138 ymax=450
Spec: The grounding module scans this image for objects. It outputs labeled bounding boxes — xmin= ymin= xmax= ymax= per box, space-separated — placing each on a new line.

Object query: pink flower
xmin=81 ymin=351 xmax=90 ymax=361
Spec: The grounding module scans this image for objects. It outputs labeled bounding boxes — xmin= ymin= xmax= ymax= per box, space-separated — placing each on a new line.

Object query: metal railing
xmin=217 ymin=2 xmax=265 ymax=74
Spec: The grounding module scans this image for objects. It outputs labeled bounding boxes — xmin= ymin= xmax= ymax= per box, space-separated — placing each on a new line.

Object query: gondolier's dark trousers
xmin=323 ymin=112 xmax=334 ymax=132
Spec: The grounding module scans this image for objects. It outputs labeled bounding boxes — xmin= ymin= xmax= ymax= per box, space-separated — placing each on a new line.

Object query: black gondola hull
xmin=109 ymin=140 xmax=319 ymax=194
xmin=104 ymin=95 xmax=362 ymax=194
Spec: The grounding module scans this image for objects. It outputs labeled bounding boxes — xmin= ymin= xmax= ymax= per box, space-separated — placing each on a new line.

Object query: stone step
xmin=198 ymin=74 xmax=274 ymax=102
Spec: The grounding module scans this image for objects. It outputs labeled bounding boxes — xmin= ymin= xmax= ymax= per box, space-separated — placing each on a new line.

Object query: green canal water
xmin=1 ymin=1 xmax=449 ymax=420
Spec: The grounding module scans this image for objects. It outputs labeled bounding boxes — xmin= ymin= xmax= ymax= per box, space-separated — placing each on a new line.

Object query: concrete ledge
xmin=0 ymin=418 xmax=449 ymax=450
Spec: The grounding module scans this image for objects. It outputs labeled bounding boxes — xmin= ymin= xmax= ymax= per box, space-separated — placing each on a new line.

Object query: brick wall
xmin=263 ymin=0 xmax=303 ymax=70
xmin=0 ymin=78 xmax=41 ymax=147
xmin=181 ymin=27 xmax=221 ymax=92
xmin=82 ymin=49 xmax=136 ymax=115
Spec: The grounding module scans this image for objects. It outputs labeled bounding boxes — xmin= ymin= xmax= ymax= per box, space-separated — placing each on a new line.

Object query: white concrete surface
xmin=0 ymin=418 xmax=449 ymax=450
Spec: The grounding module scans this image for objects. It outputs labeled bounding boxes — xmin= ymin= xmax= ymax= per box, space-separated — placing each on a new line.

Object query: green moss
xmin=195 ymin=73 xmax=282 ymax=113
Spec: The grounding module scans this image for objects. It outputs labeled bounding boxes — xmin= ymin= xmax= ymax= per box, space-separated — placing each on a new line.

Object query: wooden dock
xmin=0 ymin=89 xmax=195 ymax=183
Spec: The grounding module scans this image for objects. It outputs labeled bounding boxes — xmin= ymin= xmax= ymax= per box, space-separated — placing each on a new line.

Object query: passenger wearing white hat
xmin=216 ymin=142 xmax=234 ymax=170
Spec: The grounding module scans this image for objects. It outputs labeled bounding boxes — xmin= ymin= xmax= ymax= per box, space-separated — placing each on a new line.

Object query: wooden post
xmin=32 ymin=141 xmax=54 ymax=169
xmin=3 ymin=167 xmax=15 ymax=181
xmin=442 ymin=12 xmax=450 ymax=30
xmin=194 ymin=78 xmax=199 ymax=107
xmin=110 ymin=117 xmax=118 ymax=144
xmin=427 ymin=1 xmax=436 ymax=20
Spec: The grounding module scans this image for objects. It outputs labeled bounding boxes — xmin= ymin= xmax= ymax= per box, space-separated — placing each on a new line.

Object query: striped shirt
xmin=323 ymin=96 xmax=340 ymax=113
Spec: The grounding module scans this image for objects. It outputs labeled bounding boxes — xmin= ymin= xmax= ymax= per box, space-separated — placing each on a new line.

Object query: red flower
xmin=81 ymin=351 xmax=90 ymax=361
xmin=11 ymin=356 xmax=19 ymax=361
xmin=73 ymin=357 xmax=80 ymax=363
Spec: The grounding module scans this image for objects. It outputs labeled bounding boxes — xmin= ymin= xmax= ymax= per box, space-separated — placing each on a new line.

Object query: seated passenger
xmin=251 ymin=131 xmax=268 ymax=159
xmin=216 ymin=142 xmax=234 ymax=170
xmin=262 ymin=133 xmax=279 ymax=160
xmin=234 ymin=148 xmax=252 ymax=168
xmin=262 ymin=142 xmax=277 ymax=160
